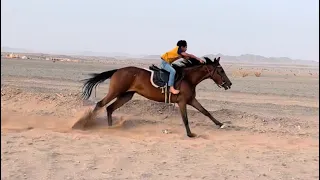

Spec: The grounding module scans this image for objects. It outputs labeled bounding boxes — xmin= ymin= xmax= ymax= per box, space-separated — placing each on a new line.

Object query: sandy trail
xmin=1 ymin=106 xmax=318 ymax=180
xmin=1 ymin=58 xmax=319 ymax=180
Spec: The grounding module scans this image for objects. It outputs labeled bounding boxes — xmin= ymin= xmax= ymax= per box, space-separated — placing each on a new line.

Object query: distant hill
xmin=1 ymin=46 xmax=33 ymax=53
xmin=204 ymin=53 xmax=318 ymax=66
xmin=1 ymin=46 xmax=318 ymax=65
xmin=138 ymin=53 xmax=318 ymax=65
xmin=141 ymin=55 xmax=160 ymax=59
xmin=1 ymin=47 xmax=139 ymax=58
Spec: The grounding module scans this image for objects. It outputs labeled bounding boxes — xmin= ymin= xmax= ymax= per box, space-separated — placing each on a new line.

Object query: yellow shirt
xmin=161 ymin=46 xmax=182 ymax=64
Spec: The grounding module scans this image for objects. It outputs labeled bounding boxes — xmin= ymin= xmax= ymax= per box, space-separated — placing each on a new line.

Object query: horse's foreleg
xmin=188 ymin=98 xmax=224 ymax=128
xmin=178 ymin=102 xmax=196 ymax=138
xmin=106 ymin=92 xmax=135 ymax=126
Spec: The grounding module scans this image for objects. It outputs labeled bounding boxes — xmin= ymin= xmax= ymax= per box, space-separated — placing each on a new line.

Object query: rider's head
xmin=177 ymin=40 xmax=187 ymax=52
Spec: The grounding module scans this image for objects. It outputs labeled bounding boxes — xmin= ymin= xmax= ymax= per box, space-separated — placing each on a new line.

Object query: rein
xmin=204 ymin=65 xmax=225 ymax=87
xmin=205 ymin=65 xmax=218 ymax=77
xmin=175 ymin=64 xmax=222 ymax=91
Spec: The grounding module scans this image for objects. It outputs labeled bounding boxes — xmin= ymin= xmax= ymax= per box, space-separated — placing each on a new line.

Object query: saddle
xmin=148 ymin=64 xmax=184 ymax=103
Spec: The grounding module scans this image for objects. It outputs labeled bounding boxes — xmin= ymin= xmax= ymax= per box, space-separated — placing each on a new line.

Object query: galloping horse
xmin=77 ymin=57 xmax=232 ymax=137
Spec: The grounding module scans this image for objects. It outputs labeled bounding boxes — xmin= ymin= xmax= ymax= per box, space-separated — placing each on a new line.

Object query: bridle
xmin=204 ymin=64 xmax=226 ymax=87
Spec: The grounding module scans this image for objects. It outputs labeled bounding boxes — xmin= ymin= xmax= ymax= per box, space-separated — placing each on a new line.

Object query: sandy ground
xmin=1 ymin=58 xmax=319 ymax=180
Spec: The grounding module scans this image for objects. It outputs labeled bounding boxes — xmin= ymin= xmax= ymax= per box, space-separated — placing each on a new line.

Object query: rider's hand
xmin=199 ymin=59 xmax=205 ymax=64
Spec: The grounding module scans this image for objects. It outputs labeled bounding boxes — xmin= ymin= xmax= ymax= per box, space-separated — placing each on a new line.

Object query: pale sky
xmin=1 ymin=0 xmax=319 ymax=61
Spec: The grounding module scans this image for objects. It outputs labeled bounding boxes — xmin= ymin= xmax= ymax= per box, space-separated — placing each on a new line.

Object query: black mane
xmin=172 ymin=57 xmax=219 ymax=69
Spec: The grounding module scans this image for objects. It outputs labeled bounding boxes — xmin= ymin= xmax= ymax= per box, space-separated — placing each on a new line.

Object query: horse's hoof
xmin=187 ymin=133 xmax=197 ymax=138
xmin=220 ymin=124 xmax=226 ymax=129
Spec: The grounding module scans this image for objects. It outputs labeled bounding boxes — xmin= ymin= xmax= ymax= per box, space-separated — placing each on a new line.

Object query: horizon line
xmin=1 ymin=46 xmax=319 ymax=62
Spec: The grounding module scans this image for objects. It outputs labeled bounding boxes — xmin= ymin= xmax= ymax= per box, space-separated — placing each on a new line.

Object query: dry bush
xmin=232 ymin=69 xmax=250 ymax=78
xmin=254 ymin=71 xmax=262 ymax=77
xmin=240 ymin=71 xmax=249 ymax=77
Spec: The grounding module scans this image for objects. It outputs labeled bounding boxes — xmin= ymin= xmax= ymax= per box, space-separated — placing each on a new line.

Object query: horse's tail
xmin=81 ymin=69 xmax=118 ymax=100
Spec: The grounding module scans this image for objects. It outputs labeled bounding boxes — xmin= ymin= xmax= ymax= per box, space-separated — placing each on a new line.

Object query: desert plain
xmin=1 ymin=56 xmax=319 ymax=180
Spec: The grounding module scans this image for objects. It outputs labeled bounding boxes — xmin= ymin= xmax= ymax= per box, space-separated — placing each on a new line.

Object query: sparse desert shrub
xmin=254 ymin=71 xmax=262 ymax=77
xmin=240 ymin=71 xmax=249 ymax=77
xmin=232 ymin=70 xmax=249 ymax=77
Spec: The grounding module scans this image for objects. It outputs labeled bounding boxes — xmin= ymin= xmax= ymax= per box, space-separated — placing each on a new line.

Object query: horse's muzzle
xmin=220 ymin=82 xmax=232 ymax=90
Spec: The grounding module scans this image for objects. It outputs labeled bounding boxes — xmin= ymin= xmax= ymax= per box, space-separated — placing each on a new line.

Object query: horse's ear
xmin=213 ymin=57 xmax=220 ymax=63
xmin=203 ymin=57 xmax=213 ymax=64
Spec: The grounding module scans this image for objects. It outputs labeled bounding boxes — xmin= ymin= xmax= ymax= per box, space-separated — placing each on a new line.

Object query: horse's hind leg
xmin=93 ymin=91 xmax=119 ymax=113
xmin=72 ymin=90 xmax=120 ymax=129
xmin=106 ymin=91 xmax=135 ymax=126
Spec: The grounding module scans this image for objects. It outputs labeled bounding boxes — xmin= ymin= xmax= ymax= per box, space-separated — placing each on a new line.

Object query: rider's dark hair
xmin=177 ymin=40 xmax=187 ymax=47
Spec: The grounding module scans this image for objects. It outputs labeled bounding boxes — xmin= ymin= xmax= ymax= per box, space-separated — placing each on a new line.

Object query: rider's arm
xmin=180 ymin=52 xmax=203 ymax=62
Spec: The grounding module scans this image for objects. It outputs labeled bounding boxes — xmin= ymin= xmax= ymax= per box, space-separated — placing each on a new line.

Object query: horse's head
xmin=203 ymin=57 xmax=232 ymax=90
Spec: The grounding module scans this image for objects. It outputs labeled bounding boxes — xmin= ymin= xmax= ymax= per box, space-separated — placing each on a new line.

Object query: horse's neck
xmin=184 ymin=66 xmax=209 ymax=87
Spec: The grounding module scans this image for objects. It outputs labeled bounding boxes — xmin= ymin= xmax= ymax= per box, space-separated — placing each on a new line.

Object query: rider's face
xmin=181 ymin=46 xmax=187 ymax=52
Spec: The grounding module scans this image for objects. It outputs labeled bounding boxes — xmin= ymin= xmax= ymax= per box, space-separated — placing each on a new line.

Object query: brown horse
xmin=78 ymin=57 xmax=232 ymax=137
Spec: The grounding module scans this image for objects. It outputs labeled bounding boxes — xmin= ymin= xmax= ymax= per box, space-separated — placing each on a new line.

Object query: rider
xmin=160 ymin=40 xmax=205 ymax=94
